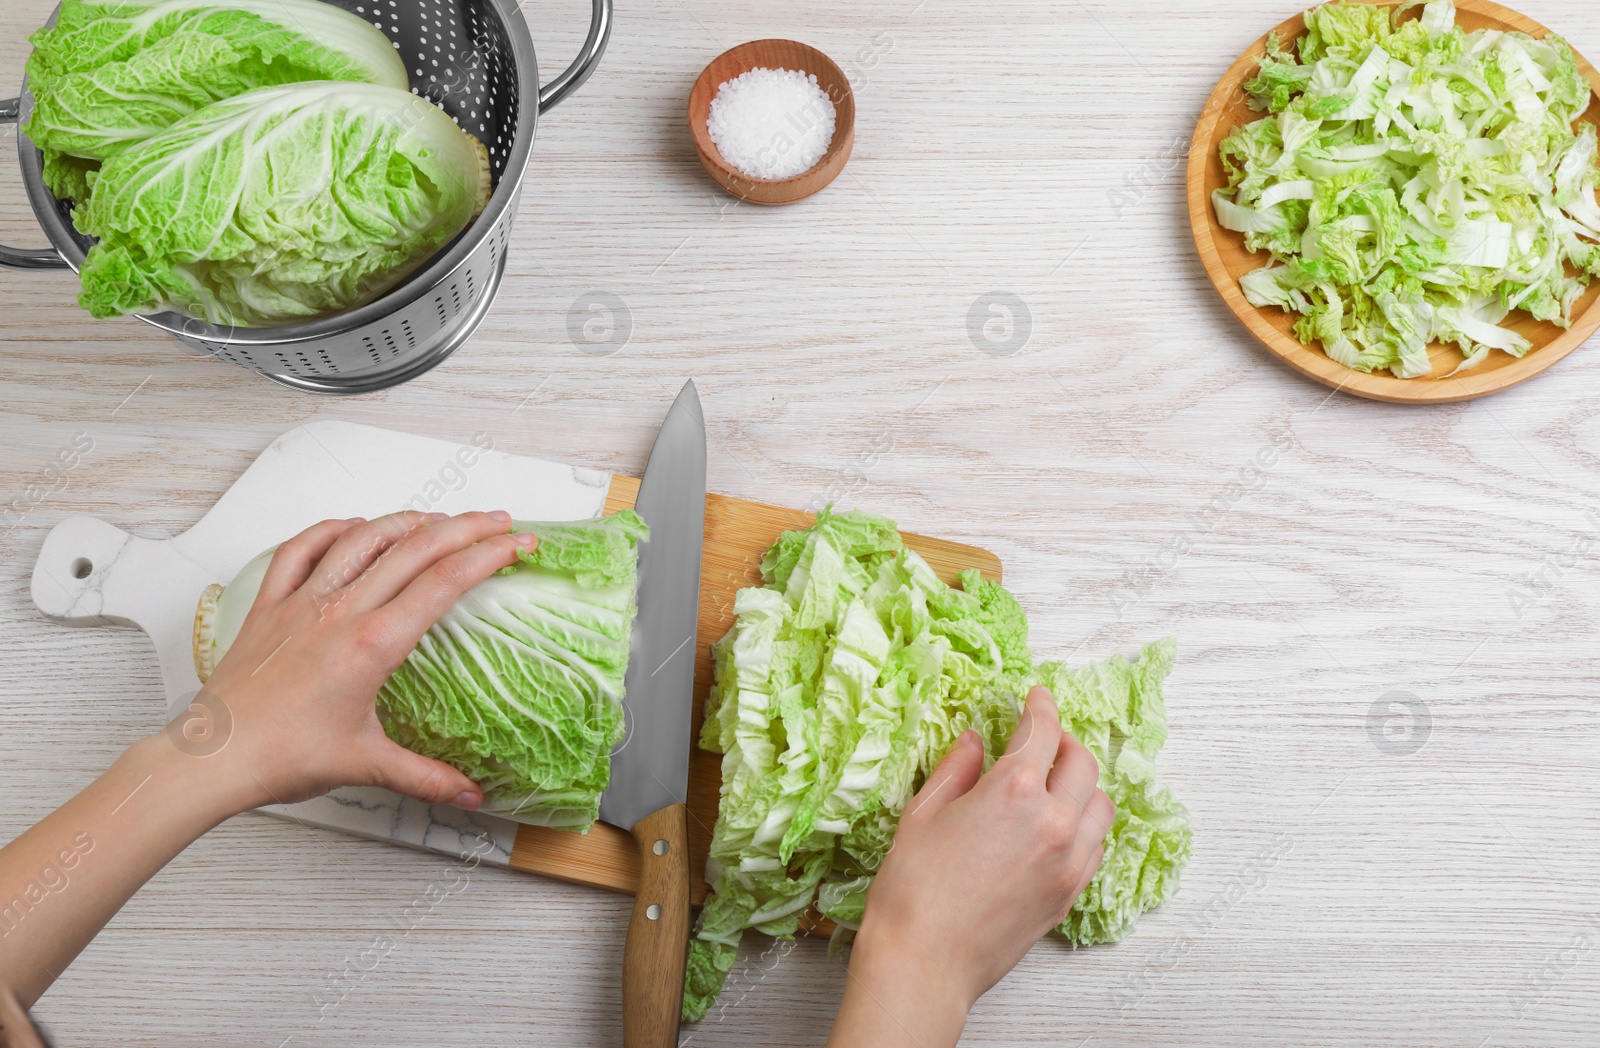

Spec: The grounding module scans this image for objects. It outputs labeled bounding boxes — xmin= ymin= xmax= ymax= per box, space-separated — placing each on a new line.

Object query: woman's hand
xmin=0 ymin=983 xmax=47 ymax=1048
xmin=0 ymin=511 xmax=529 ymax=1008
xmin=199 ymin=509 xmax=533 ymax=809
xmin=827 ymin=686 xmax=1115 ymax=1048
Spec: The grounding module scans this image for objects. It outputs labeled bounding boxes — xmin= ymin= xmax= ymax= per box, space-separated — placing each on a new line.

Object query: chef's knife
xmin=600 ymin=379 xmax=706 ymax=1048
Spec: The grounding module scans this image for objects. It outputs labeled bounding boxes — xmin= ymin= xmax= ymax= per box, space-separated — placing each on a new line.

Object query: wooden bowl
xmin=688 ymin=39 xmax=856 ymax=205
xmin=1187 ymin=0 xmax=1600 ymax=404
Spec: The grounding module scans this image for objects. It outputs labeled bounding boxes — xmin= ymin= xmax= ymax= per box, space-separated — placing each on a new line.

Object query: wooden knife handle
xmin=623 ymin=802 xmax=690 ymax=1048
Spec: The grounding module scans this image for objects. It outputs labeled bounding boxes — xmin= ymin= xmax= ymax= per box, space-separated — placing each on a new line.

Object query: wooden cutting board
xmin=507 ymin=475 xmax=1003 ymax=915
xmin=29 ymin=419 xmax=1001 ymax=924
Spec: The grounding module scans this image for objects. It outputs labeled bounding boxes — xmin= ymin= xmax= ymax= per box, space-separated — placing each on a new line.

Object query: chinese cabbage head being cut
xmin=192 ymin=512 xmax=648 ymax=831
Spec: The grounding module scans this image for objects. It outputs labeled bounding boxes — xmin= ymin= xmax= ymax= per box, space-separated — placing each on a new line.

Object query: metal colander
xmin=0 ymin=0 xmax=612 ymax=394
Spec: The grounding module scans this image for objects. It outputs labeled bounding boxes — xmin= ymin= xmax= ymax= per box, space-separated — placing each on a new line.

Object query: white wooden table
xmin=4 ymin=0 xmax=1600 ymax=1044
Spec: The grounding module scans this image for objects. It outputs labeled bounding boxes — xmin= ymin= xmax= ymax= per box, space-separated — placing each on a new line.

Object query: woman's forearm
xmin=0 ymin=512 xmax=520 ymax=1008
xmin=828 ymin=923 xmax=973 ymax=1048
xmin=0 ymin=732 xmax=256 ymax=1007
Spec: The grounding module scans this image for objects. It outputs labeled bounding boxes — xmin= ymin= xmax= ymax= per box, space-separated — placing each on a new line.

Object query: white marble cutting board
xmin=28 ymin=420 xmax=614 ymax=869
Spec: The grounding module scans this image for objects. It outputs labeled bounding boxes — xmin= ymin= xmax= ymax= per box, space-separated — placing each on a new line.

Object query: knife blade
xmin=600 ymin=379 xmax=705 ymax=1048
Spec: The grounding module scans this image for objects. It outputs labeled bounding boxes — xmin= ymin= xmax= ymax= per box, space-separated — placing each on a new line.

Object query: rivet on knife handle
xmin=622 ymin=801 xmax=690 ymax=1048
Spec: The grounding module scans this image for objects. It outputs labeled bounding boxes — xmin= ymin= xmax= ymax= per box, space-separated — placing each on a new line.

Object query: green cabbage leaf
xmin=24 ymin=0 xmax=409 ymax=203
xmin=75 ymin=81 xmax=490 ymax=326
xmin=682 ymin=509 xmax=1191 ymax=1022
xmin=1215 ymin=0 xmax=1600 ymax=378
xmin=195 ymin=512 xmax=648 ymax=831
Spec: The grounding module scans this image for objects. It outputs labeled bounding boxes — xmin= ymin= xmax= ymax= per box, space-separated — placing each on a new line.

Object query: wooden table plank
xmin=3 ymin=0 xmax=1600 ymax=1044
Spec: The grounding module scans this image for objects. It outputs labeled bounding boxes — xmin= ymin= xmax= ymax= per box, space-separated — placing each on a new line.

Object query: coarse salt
xmin=706 ymin=67 xmax=836 ymax=180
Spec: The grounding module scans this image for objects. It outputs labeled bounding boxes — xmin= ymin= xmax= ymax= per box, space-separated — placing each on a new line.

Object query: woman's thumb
xmin=372 ymin=741 xmax=482 ymax=808
xmin=904 ymin=730 xmax=984 ymax=821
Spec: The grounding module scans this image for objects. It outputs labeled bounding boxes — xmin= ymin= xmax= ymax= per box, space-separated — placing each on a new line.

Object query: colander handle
xmin=538 ymin=0 xmax=614 ymax=114
xmin=0 ymin=97 xmax=69 ymax=271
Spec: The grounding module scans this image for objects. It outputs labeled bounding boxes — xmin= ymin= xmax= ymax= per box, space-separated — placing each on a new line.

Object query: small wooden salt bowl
xmin=688 ymin=39 xmax=856 ymax=205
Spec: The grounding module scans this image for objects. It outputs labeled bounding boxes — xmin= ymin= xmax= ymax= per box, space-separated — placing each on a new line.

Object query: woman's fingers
xmin=343 ymin=511 xmax=515 ymax=610
xmin=1046 ymin=731 xmax=1101 ymax=812
xmin=368 ymin=737 xmax=483 ymax=808
xmin=0 ymin=982 xmax=47 ymax=1048
xmin=1055 ymin=793 xmax=1112 ymax=922
xmin=1082 ymin=787 xmax=1116 ymax=841
xmin=1065 ymin=842 xmax=1104 ymax=917
xmin=996 ymin=686 xmax=1064 ymax=779
xmin=905 ymin=730 xmax=985 ymax=821
xmin=255 ymin=518 xmax=361 ymax=605
xmin=374 ymin=530 xmax=534 ymax=640
xmin=299 ymin=510 xmax=430 ymax=609
xmin=1075 ymin=796 xmax=1113 ymax=883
